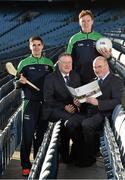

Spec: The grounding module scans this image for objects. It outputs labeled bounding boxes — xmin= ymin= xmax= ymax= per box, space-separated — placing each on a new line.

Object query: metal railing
xmin=28 ymin=120 xmax=61 ymax=180
xmin=0 ymin=105 xmax=22 ymax=175
xmin=101 ymin=117 xmax=125 ymax=179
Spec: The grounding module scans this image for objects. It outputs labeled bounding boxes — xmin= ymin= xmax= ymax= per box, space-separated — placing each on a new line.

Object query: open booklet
xmin=67 ymin=80 xmax=102 ymax=103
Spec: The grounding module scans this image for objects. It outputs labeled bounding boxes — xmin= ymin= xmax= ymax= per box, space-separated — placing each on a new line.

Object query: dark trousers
xmin=59 ymin=113 xmax=85 ymax=163
xmin=34 ymin=120 xmax=48 ymax=158
xmin=81 ymin=113 xmax=104 ymax=161
xmin=21 ymin=100 xmax=46 ymax=169
xmin=59 ymin=123 xmax=70 ymax=161
xmin=66 ymin=114 xmax=86 ymax=163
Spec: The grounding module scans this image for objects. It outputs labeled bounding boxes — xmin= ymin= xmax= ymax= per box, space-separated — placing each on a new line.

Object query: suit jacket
xmin=42 ymin=68 xmax=81 ymax=122
xmin=87 ymin=73 xmax=124 ymax=119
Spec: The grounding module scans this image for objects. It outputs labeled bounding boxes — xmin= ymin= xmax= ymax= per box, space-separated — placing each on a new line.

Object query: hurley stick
xmin=6 ymin=62 xmax=40 ymax=91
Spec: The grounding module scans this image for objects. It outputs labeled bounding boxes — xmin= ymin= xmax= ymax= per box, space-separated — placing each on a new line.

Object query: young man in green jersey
xmin=17 ymin=36 xmax=54 ymax=176
xmin=67 ymin=10 xmax=111 ymax=85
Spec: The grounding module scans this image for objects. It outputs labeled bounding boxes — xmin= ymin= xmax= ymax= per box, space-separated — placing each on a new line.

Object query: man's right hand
xmin=98 ymin=47 xmax=112 ymax=59
xmin=19 ymin=74 xmax=28 ymax=84
xmin=73 ymin=97 xmax=80 ymax=107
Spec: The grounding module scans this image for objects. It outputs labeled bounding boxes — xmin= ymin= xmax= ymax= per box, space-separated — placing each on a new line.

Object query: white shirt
xmin=61 ymin=73 xmax=69 ymax=83
xmin=98 ymin=71 xmax=110 ymax=81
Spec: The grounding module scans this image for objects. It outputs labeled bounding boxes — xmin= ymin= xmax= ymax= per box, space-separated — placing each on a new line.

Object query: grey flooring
xmin=0 ymin=147 xmax=33 ymax=179
xmin=0 ymin=148 xmax=107 ymax=179
xmin=57 ymin=157 xmax=107 ymax=179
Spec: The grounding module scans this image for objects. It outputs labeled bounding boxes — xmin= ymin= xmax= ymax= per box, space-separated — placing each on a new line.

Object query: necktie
xmin=64 ymin=75 xmax=69 ymax=86
xmin=98 ymin=79 xmax=103 ymax=85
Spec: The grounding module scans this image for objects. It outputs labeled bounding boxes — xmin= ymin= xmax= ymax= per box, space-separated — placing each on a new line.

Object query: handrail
xmin=28 ymin=122 xmax=54 ymax=179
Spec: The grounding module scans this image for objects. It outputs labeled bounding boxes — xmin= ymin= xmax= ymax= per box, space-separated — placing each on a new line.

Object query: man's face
xmin=58 ymin=56 xmax=72 ymax=74
xmin=79 ymin=15 xmax=93 ymax=33
xmin=29 ymin=40 xmax=43 ymax=57
xmin=93 ymin=58 xmax=109 ymax=79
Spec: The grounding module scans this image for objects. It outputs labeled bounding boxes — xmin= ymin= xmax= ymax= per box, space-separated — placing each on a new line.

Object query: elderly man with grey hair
xmin=81 ymin=56 xmax=124 ymax=166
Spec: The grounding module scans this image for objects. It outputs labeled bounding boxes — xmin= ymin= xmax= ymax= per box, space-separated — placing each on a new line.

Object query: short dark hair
xmin=29 ymin=36 xmax=44 ymax=45
xmin=58 ymin=52 xmax=71 ymax=61
xmin=79 ymin=10 xmax=94 ymax=20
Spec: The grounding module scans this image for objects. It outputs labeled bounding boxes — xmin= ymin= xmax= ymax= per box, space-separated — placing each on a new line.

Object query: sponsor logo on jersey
xmin=29 ymin=67 xmax=35 ymax=70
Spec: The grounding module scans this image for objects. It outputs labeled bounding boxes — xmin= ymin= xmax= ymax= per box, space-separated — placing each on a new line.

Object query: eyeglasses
xmin=60 ymin=61 xmax=72 ymax=65
xmin=93 ymin=64 xmax=106 ymax=70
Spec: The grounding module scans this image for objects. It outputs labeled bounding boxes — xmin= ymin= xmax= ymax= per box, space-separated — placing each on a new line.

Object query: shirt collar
xmin=30 ymin=54 xmax=42 ymax=59
xmin=61 ymin=72 xmax=69 ymax=78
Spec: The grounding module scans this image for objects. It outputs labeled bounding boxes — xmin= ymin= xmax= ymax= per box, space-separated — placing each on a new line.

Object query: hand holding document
xmin=67 ymin=80 xmax=102 ymax=103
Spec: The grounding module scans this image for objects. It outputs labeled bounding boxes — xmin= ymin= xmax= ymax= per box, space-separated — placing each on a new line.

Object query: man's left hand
xmin=86 ymin=97 xmax=98 ymax=106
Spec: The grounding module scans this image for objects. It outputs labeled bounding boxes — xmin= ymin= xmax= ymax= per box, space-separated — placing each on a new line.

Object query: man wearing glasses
xmin=81 ymin=56 xmax=124 ymax=166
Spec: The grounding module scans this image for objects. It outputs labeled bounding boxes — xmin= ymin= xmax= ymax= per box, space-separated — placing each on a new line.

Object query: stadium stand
xmin=38 ymin=120 xmax=61 ymax=179
xmin=0 ymin=104 xmax=22 ymax=175
xmin=1 ymin=1 xmax=125 ymax=178
xmin=28 ymin=122 xmax=55 ymax=179
xmin=28 ymin=120 xmax=61 ymax=179
xmin=100 ymin=117 xmax=125 ymax=179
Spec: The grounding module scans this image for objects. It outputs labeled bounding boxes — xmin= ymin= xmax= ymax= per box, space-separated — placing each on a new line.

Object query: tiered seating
xmin=1 ymin=6 xmax=125 ymax=60
xmin=0 ymin=88 xmax=22 ymax=175
xmin=39 ymin=120 xmax=61 ymax=179
xmin=94 ymin=8 xmax=125 ymax=33
xmin=107 ymin=35 xmax=125 ymax=77
xmin=0 ymin=9 xmax=24 ymax=39
xmin=111 ymin=105 xmax=125 ymax=169
xmin=0 ymin=78 xmax=14 ymax=100
xmin=0 ymin=8 xmax=77 ymax=59
xmin=111 ymin=48 xmax=121 ymax=60
xmin=100 ymin=116 xmax=125 ymax=179
xmin=1 ymin=6 xmax=125 ymax=179
xmin=28 ymin=122 xmax=54 ymax=179
xmin=28 ymin=120 xmax=61 ymax=179
xmin=0 ymin=75 xmax=12 ymax=87
xmin=0 ymin=89 xmax=22 ymax=130
xmin=0 ymin=63 xmax=22 ymax=176
xmin=43 ymin=22 xmax=79 ymax=46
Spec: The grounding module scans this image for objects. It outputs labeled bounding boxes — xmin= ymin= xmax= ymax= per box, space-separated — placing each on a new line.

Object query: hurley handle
xmin=6 ymin=62 xmax=40 ymax=91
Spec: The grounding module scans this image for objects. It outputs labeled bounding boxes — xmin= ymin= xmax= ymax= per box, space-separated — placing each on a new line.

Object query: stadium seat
xmin=112 ymin=104 xmax=123 ymax=122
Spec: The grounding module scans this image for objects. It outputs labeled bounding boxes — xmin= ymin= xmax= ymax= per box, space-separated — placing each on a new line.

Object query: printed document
xmin=67 ymin=80 xmax=102 ymax=103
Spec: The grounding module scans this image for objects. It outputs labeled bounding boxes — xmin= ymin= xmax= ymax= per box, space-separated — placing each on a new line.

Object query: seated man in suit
xmin=43 ymin=52 xmax=85 ymax=165
xmin=81 ymin=56 xmax=124 ymax=165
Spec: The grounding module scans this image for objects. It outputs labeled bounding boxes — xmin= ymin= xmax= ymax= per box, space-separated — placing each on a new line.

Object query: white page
xmin=67 ymin=80 xmax=102 ymax=103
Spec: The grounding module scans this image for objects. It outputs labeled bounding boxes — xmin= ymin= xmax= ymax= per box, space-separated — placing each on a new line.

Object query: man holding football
xmin=67 ymin=9 xmax=111 ymax=85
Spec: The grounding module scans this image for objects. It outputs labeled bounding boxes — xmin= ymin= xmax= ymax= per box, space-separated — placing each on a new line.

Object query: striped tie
xmin=98 ymin=79 xmax=103 ymax=85
xmin=64 ymin=76 xmax=69 ymax=85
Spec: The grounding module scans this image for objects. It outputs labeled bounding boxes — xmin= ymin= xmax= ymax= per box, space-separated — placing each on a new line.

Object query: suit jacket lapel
xmin=101 ymin=73 xmax=112 ymax=88
xmin=56 ymin=70 xmax=72 ymax=97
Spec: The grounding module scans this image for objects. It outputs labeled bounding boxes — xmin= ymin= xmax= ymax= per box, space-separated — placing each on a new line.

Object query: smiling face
xmin=29 ymin=40 xmax=44 ymax=58
xmin=79 ymin=14 xmax=93 ymax=33
xmin=58 ymin=55 xmax=72 ymax=75
xmin=93 ymin=56 xmax=109 ymax=79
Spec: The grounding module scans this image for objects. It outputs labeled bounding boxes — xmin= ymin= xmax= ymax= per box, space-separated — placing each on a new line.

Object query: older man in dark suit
xmin=81 ymin=56 xmax=124 ymax=165
xmin=43 ymin=52 xmax=85 ymax=165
